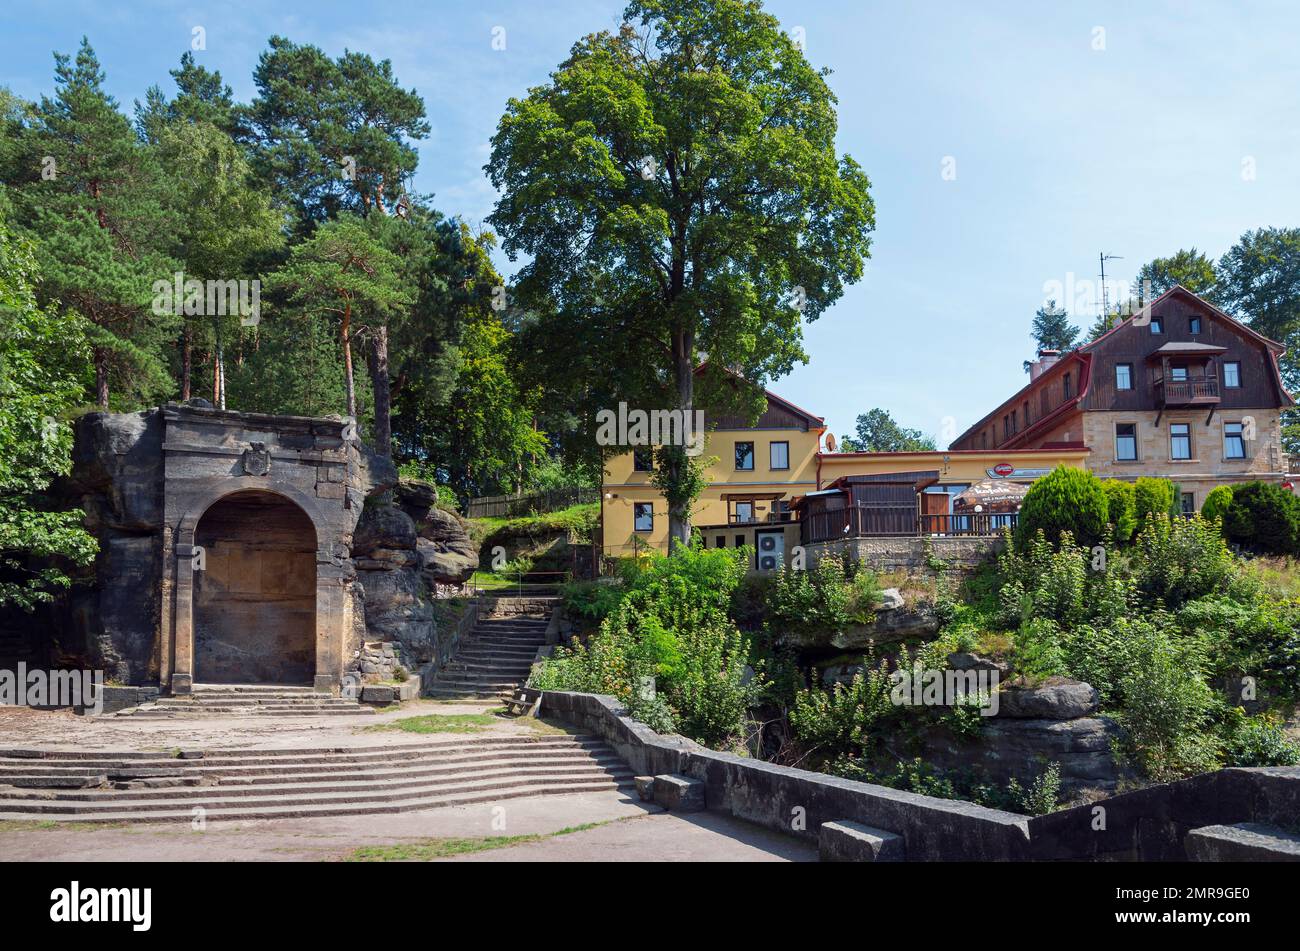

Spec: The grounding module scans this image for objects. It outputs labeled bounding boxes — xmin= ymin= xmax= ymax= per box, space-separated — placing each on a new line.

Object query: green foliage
xmin=532 ymin=544 xmax=764 ymax=746
xmin=1101 ymin=479 xmax=1137 ymax=546
xmin=1016 ymin=466 xmax=1108 ymax=550
xmin=559 ymin=579 xmax=625 ymax=627
xmin=1030 ymin=299 xmax=1079 ymax=354
xmin=789 ymin=662 xmax=897 ymax=752
xmin=1113 ymin=621 xmax=1218 ymax=782
xmin=486 ymin=0 xmax=875 ymax=533
xmin=1178 ymin=595 xmax=1300 ymax=705
xmin=1133 ymin=477 xmax=1176 ymax=530
xmin=1006 ymin=762 xmax=1063 ymax=817
xmin=764 ymin=555 xmax=880 ymax=636
xmin=1134 ymin=248 xmax=1218 ymax=299
xmin=1201 ymin=485 xmax=1234 ymax=526
xmin=1222 ymin=481 xmax=1300 ymax=556
xmin=1220 ymin=712 xmax=1300 ymax=767
xmin=1011 ymin=617 xmax=1068 ymax=682
xmin=997 ymin=529 xmax=1088 ymax=628
xmin=1131 ymin=514 xmax=1236 ymax=609
xmin=0 ymin=194 xmax=98 ymax=608
xmin=837 ymin=407 xmax=934 ymax=452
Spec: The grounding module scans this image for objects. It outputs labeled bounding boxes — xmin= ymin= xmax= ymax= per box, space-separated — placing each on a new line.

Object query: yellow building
xmin=600 ymin=383 xmax=825 ymax=567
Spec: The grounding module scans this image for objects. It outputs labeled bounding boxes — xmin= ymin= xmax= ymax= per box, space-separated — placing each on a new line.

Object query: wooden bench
xmin=501 ymin=688 xmax=542 ymax=717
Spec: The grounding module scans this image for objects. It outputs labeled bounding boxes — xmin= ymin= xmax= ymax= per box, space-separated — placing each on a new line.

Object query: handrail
xmin=469 ymin=569 xmax=571 ymax=597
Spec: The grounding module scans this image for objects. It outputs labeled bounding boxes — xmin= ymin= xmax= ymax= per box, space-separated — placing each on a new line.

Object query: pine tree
xmin=17 ymin=39 xmax=179 ymax=408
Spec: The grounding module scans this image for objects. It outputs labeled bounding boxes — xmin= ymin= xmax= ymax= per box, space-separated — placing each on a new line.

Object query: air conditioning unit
xmin=757 ymin=533 xmax=782 ymax=571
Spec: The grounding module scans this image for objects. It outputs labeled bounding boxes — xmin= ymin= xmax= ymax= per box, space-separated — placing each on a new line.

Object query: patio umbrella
xmin=952 ymin=479 xmax=1030 ymax=514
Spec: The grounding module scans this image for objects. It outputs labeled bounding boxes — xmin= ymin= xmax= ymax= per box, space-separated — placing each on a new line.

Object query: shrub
xmin=1178 ymin=595 xmax=1300 ymax=705
xmin=1223 ymin=481 xmax=1300 ymax=555
xmin=1201 ymin=485 xmax=1233 ymax=525
xmin=765 ymin=554 xmax=879 ymax=636
xmin=1134 ymin=477 xmax=1176 ymax=531
xmin=1101 ymin=479 xmax=1138 ymax=546
xmin=1007 ymin=762 xmax=1062 ymax=816
xmin=1221 ymin=712 xmax=1300 ymax=767
xmin=1114 ymin=621 xmax=1218 ymax=782
xmin=530 ymin=544 xmax=762 ymax=746
xmin=789 ymin=661 xmax=897 ymax=754
xmin=559 ymin=579 xmax=625 ymax=626
xmin=1011 ymin=617 xmax=1068 ymax=682
xmin=997 ymin=529 xmax=1088 ymax=627
xmin=1131 ymin=513 xmax=1236 ymax=609
xmin=1016 ymin=466 xmax=1108 ymax=550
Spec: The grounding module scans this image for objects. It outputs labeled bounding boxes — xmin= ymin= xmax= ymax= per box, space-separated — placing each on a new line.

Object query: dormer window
xmin=1150 ymin=316 xmax=1163 ymax=334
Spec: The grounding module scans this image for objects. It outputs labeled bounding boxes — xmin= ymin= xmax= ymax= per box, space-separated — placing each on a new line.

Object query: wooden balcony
xmin=1154 ymin=375 xmax=1219 ymax=407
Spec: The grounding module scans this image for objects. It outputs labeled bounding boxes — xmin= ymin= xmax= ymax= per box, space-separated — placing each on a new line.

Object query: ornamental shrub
xmin=1200 ymin=485 xmax=1234 ymax=526
xmin=1015 ymin=466 xmax=1108 ymax=550
xmin=1222 ymin=481 xmax=1300 ymax=555
xmin=1134 ymin=477 xmax=1176 ymax=530
xmin=1131 ymin=513 xmax=1236 ymax=609
xmin=1101 ymin=479 xmax=1137 ymax=545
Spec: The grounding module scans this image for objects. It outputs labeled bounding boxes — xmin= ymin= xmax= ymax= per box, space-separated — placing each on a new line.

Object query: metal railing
xmin=802 ymin=505 xmax=1017 ymax=544
xmin=467 ymin=569 xmax=572 ymax=597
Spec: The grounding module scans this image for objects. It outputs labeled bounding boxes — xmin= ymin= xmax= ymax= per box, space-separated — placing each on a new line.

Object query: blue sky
xmin=5 ymin=1 xmax=1299 ymax=445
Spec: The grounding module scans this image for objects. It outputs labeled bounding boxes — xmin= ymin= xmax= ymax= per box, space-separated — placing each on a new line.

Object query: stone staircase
xmin=0 ymin=734 xmax=635 ymax=822
xmin=429 ymin=610 xmax=550 ymax=701
xmin=117 ymin=684 xmax=375 ymax=718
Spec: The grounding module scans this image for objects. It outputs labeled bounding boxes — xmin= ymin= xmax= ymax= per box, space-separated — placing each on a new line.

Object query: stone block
xmin=634 ymin=776 xmax=656 ymax=802
xmin=652 ymin=773 xmax=706 ymax=812
xmin=1186 ymin=823 xmax=1300 ymax=862
xmin=819 ymin=820 xmax=905 ymax=862
xmin=361 ymin=684 xmax=396 ymax=704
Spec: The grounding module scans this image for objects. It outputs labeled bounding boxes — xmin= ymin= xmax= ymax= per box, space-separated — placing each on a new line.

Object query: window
xmin=1224 ymin=421 xmax=1246 ymax=459
xmin=1170 ymin=365 xmax=1188 ymax=382
xmin=734 ymin=441 xmax=754 ymax=470
xmin=1023 ymin=401 xmax=1030 ymax=426
xmin=633 ymin=502 xmax=653 ymax=532
xmin=1181 ymin=492 xmax=1196 ymax=516
xmin=1189 ymin=316 xmax=1202 ymax=335
xmin=1150 ymin=316 xmax=1164 ymax=334
xmin=769 ymin=441 xmax=789 ymax=470
xmin=1224 ymin=361 xmax=1241 ymax=388
xmin=1063 ymin=373 xmax=1072 ymax=398
xmin=1116 ymin=363 xmax=1133 ymax=390
xmin=633 ymin=449 xmax=653 ymax=471
xmin=1170 ymin=423 xmax=1191 ymax=460
xmin=734 ymin=535 xmax=745 ymax=548
xmin=734 ymin=501 xmax=754 ymax=523
xmin=1003 ymin=415 xmax=1010 ymax=439
xmin=715 ymin=535 xmax=726 ymax=548
xmin=1115 ymin=423 xmax=1138 ymax=461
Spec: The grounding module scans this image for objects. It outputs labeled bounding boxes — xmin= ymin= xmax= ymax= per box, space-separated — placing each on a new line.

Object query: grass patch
xmin=469 ymin=502 xmax=599 ymax=550
xmin=1242 ymin=556 xmax=1300 ymax=599
xmin=364 ymin=713 xmax=497 ymax=734
xmin=345 ymin=821 xmax=607 ymax=862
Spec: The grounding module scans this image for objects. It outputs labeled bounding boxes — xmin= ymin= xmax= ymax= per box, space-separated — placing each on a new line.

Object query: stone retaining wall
xmin=806 ymin=535 xmax=1004 ymax=573
xmin=541 ymin=691 xmax=1033 ymax=861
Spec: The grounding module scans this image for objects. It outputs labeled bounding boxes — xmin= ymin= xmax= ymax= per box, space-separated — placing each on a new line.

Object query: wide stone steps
xmin=430 ymin=612 xmax=551 ymax=701
xmin=114 ymin=683 xmax=377 ymax=718
xmin=0 ymin=735 xmax=634 ymax=822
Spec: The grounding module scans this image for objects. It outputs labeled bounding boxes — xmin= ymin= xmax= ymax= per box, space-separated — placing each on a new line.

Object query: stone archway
xmin=192 ymin=490 xmax=317 ymax=685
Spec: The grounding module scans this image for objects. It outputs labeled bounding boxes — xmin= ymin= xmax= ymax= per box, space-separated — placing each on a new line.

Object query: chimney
xmin=1030 ymin=349 xmax=1061 ymax=381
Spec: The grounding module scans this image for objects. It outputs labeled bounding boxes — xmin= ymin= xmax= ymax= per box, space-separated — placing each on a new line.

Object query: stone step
xmin=192 ymin=684 xmax=319 ymax=693
xmin=122 ymin=707 xmax=377 ymax=719
xmin=0 ymin=752 xmax=628 ymax=793
xmin=428 ymin=688 xmax=513 ymax=700
xmin=0 ymin=734 xmax=592 ymax=764
xmin=0 ymin=762 xmax=635 ymax=809
xmin=0 ymin=777 xmax=635 ymax=824
xmin=1186 ymin=822 xmax=1300 ymax=861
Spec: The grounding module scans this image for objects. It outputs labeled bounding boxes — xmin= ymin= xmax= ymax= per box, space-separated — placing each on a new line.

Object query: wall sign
xmin=987 ymin=465 xmax=1053 ymax=479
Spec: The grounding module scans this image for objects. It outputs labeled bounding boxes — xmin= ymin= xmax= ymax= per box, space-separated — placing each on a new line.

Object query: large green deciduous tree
xmin=487 ymin=0 xmax=875 ymax=548
xmin=0 ymin=191 xmax=97 ymax=610
xmin=1215 ymin=227 xmax=1300 ymax=452
xmin=838 ymin=408 xmax=935 ymax=453
xmin=1134 ymin=248 xmax=1218 ymax=301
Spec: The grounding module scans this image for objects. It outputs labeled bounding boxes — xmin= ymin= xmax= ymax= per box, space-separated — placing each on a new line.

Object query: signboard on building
xmin=987 ymin=465 xmax=1053 ymax=480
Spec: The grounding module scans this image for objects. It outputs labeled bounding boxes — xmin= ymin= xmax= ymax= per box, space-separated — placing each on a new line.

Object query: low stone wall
xmin=541 ymin=691 xmax=1033 ymax=861
xmin=806 ymin=535 xmax=1003 ymax=573
xmin=486 ymin=596 xmax=555 ymax=617
xmin=542 ymin=690 xmax=1300 ymax=861
xmin=1025 ymin=766 xmax=1300 ymax=861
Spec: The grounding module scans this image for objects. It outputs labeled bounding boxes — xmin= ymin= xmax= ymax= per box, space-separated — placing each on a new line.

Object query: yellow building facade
xmin=600 ymin=387 xmax=825 ymax=566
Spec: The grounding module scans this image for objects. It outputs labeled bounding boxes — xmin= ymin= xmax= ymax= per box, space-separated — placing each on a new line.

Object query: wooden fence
xmin=466 ymin=487 xmax=598 ymax=519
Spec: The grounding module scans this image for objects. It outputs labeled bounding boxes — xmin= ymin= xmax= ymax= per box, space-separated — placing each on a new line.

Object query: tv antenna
xmin=1099 ymin=252 xmax=1123 ymax=319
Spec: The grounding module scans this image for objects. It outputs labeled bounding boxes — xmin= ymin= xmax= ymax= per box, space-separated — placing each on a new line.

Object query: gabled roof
xmin=693 ymin=361 xmax=825 ymax=428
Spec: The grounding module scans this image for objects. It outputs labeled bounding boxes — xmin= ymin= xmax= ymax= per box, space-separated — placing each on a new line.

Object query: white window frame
xmin=1170 ymin=423 xmax=1191 ymax=460
xmin=1115 ymin=423 xmax=1138 ymax=461
xmin=1224 ymin=421 xmax=1246 ymax=460
xmin=633 ymin=502 xmax=654 ymax=532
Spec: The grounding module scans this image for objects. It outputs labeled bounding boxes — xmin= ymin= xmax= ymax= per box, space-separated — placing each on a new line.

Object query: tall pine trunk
xmin=180 ymin=324 xmax=192 ymax=401
xmin=341 ymin=300 xmax=357 ymax=420
xmin=367 ymin=323 xmax=392 ymax=457
xmin=94 ymin=346 xmax=109 ymax=408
